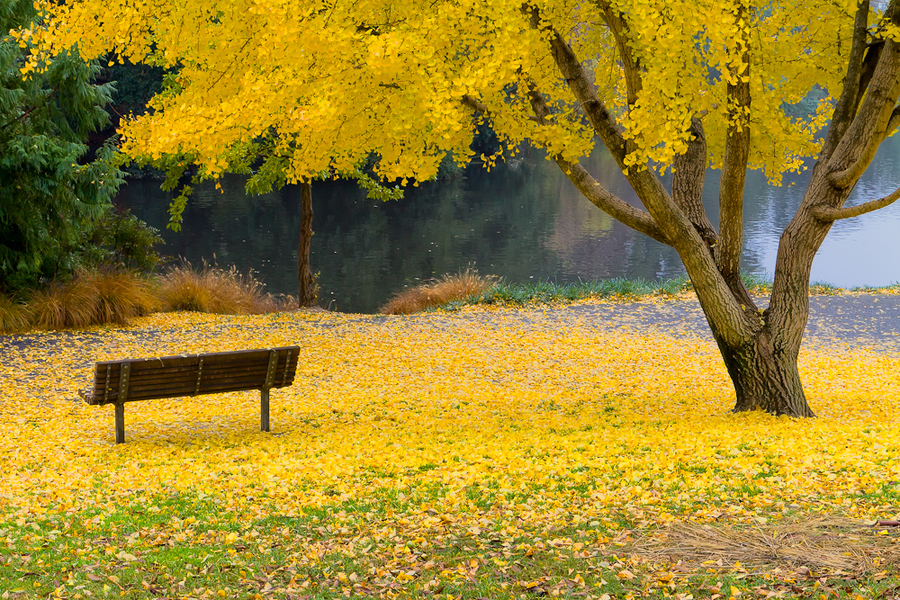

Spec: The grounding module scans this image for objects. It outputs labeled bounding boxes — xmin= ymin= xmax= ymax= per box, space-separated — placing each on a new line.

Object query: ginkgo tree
xmin=35 ymin=0 xmax=900 ymax=417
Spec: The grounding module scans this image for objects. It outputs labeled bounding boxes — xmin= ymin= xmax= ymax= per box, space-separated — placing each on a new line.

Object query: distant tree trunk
xmin=298 ymin=181 xmax=316 ymax=308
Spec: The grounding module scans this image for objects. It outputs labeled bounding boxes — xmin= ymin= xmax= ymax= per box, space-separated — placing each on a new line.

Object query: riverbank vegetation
xmin=1 ymin=307 xmax=899 ymax=599
xmin=4 ymin=267 xmax=899 ymax=333
xmin=379 ymin=269 xmax=496 ymax=314
xmin=382 ymin=272 xmax=900 ymax=314
xmin=0 ymin=263 xmax=293 ymax=333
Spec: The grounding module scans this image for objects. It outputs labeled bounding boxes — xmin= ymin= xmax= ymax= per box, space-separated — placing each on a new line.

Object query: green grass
xmin=435 ymin=272 xmax=900 ymax=312
xmin=439 ymin=276 xmax=695 ymax=311
xmin=3 ymin=494 xmax=897 ymax=599
xmin=850 ymin=281 xmax=900 ymax=293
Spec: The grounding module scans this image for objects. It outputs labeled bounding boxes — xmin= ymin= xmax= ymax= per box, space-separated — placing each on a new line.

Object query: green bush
xmin=82 ymin=208 xmax=164 ymax=273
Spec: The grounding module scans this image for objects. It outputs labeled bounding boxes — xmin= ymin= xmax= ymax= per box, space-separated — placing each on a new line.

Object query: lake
xmin=116 ymin=136 xmax=900 ymax=314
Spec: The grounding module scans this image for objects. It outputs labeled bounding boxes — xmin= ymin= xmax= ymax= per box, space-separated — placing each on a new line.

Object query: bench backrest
xmin=85 ymin=346 xmax=301 ymax=406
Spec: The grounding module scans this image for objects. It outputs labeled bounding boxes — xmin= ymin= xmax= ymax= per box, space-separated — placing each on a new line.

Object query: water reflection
xmin=116 ymin=135 xmax=900 ymax=313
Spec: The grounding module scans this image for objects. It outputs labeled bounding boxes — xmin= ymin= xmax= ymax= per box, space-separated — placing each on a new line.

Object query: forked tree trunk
xmin=298 ymin=181 xmax=317 ymax=308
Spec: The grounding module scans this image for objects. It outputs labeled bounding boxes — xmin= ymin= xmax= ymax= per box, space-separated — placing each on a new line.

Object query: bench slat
xmin=94 ymin=359 xmax=272 ymax=379
xmin=94 ymin=348 xmax=281 ymax=369
xmin=124 ymin=375 xmax=277 ymax=398
xmin=96 ymin=364 xmax=285 ymax=387
xmin=98 ymin=367 xmax=298 ymax=401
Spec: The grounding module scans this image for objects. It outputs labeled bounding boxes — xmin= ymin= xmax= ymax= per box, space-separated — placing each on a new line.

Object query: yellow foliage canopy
xmin=32 ymin=0 xmax=877 ymax=184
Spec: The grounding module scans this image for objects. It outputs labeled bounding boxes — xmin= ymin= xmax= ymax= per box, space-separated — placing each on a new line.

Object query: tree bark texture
xmin=711 ymin=324 xmax=814 ymax=417
xmin=298 ymin=182 xmax=317 ymax=308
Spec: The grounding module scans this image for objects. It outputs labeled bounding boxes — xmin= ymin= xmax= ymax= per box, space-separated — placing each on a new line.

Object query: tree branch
xmin=460 ymin=93 xmax=540 ymax=122
xmin=460 ymin=94 xmax=489 ymax=114
xmin=592 ymin=0 xmax=642 ymax=106
xmin=857 ymin=40 xmax=884 ymax=104
xmin=555 ymin=157 xmax=672 ymax=244
xmin=717 ymin=0 xmax=751 ymax=285
xmin=519 ymin=85 xmax=671 ymax=244
xmin=827 ymin=41 xmax=900 ymax=188
xmin=672 ymin=117 xmax=718 ymax=248
xmin=828 ymin=129 xmax=886 ymax=188
xmin=811 ymin=185 xmax=900 ymax=221
xmin=521 ymin=5 xmax=628 ymax=166
xmin=819 ymin=0 xmax=870 ymax=163
xmin=887 ymin=103 xmax=900 ymax=136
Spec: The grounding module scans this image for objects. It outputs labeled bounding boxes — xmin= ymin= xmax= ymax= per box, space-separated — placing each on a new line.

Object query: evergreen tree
xmin=0 ymin=0 xmax=123 ymax=290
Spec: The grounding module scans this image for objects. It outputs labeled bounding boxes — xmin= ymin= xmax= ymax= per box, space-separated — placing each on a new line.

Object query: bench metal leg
xmin=260 ymin=389 xmax=270 ymax=432
xmin=114 ymin=403 xmax=125 ymax=444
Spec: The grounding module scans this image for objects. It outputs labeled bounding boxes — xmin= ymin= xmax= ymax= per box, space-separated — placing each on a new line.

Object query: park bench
xmin=80 ymin=346 xmax=301 ymax=444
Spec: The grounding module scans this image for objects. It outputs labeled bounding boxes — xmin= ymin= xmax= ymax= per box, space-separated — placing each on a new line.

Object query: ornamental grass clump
xmin=87 ymin=269 xmax=158 ymax=324
xmin=379 ymin=269 xmax=496 ymax=314
xmin=0 ymin=293 xmax=30 ymax=333
xmin=28 ymin=277 xmax=98 ymax=329
xmin=156 ymin=261 xmax=285 ymax=314
xmin=25 ymin=270 xmax=157 ymax=329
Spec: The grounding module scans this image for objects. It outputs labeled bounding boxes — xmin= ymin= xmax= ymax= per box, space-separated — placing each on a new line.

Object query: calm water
xmin=116 ymin=136 xmax=900 ymax=313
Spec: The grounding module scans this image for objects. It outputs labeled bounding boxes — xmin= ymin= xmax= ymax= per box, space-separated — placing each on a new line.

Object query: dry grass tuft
xmin=631 ymin=517 xmax=900 ymax=573
xmin=155 ymin=262 xmax=286 ymax=314
xmin=0 ymin=293 xmax=31 ymax=333
xmin=29 ymin=278 xmax=97 ymax=329
xmin=88 ymin=270 xmax=158 ymax=324
xmin=26 ymin=270 xmax=157 ymax=329
xmin=380 ymin=269 xmax=496 ymax=314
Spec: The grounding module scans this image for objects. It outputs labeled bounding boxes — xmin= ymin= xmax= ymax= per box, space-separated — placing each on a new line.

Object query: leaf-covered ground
xmin=1 ymin=299 xmax=899 ymax=599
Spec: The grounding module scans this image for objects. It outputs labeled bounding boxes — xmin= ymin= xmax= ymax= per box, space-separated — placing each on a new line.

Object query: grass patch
xmin=851 ymin=281 xmax=900 ymax=293
xmin=0 ymin=293 xmax=30 ymax=333
xmin=460 ymin=276 xmax=693 ymax=308
xmin=26 ymin=270 xmax=157 ymax=330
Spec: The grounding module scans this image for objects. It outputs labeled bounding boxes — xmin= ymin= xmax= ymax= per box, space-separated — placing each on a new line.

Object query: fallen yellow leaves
xmin=0 ymin=300 xmax=898 ymax=598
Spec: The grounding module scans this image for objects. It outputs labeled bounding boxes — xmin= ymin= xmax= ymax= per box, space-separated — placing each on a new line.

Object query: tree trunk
xmin=298 ymin=181 xmax=316 ymax=308
xmin=709 ymin=325 xmax=814 ymax=417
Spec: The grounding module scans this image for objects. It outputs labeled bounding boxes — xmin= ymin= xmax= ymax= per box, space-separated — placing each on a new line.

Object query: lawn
xmin=1 ymin=301 xmax=898 ymax=599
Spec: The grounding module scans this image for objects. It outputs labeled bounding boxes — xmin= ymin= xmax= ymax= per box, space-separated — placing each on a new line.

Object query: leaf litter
xmin=1 ymin=298 xmax=899 ymax=598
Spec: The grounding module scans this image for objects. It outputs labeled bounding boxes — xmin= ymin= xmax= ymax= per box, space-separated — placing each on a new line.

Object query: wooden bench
xmin=80 ymin=346 xmax=301 ymax=444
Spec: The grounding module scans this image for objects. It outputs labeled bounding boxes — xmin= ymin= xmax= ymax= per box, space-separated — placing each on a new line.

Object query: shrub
xmin=83 ymin=209 xmax=164 ymax=273
xmin=380 ymin=269 xmax=496 ymax=315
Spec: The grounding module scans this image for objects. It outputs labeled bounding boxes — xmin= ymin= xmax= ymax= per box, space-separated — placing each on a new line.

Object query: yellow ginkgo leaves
xmin=1 ymin=300 xmax=899 ymax=596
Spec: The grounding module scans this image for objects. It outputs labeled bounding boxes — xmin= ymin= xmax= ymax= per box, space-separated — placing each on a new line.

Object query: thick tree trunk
xmin=709 ymin=326 xmax=814 ymax=417
xmin=298 ymin=182 xmax=317 ymax=308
